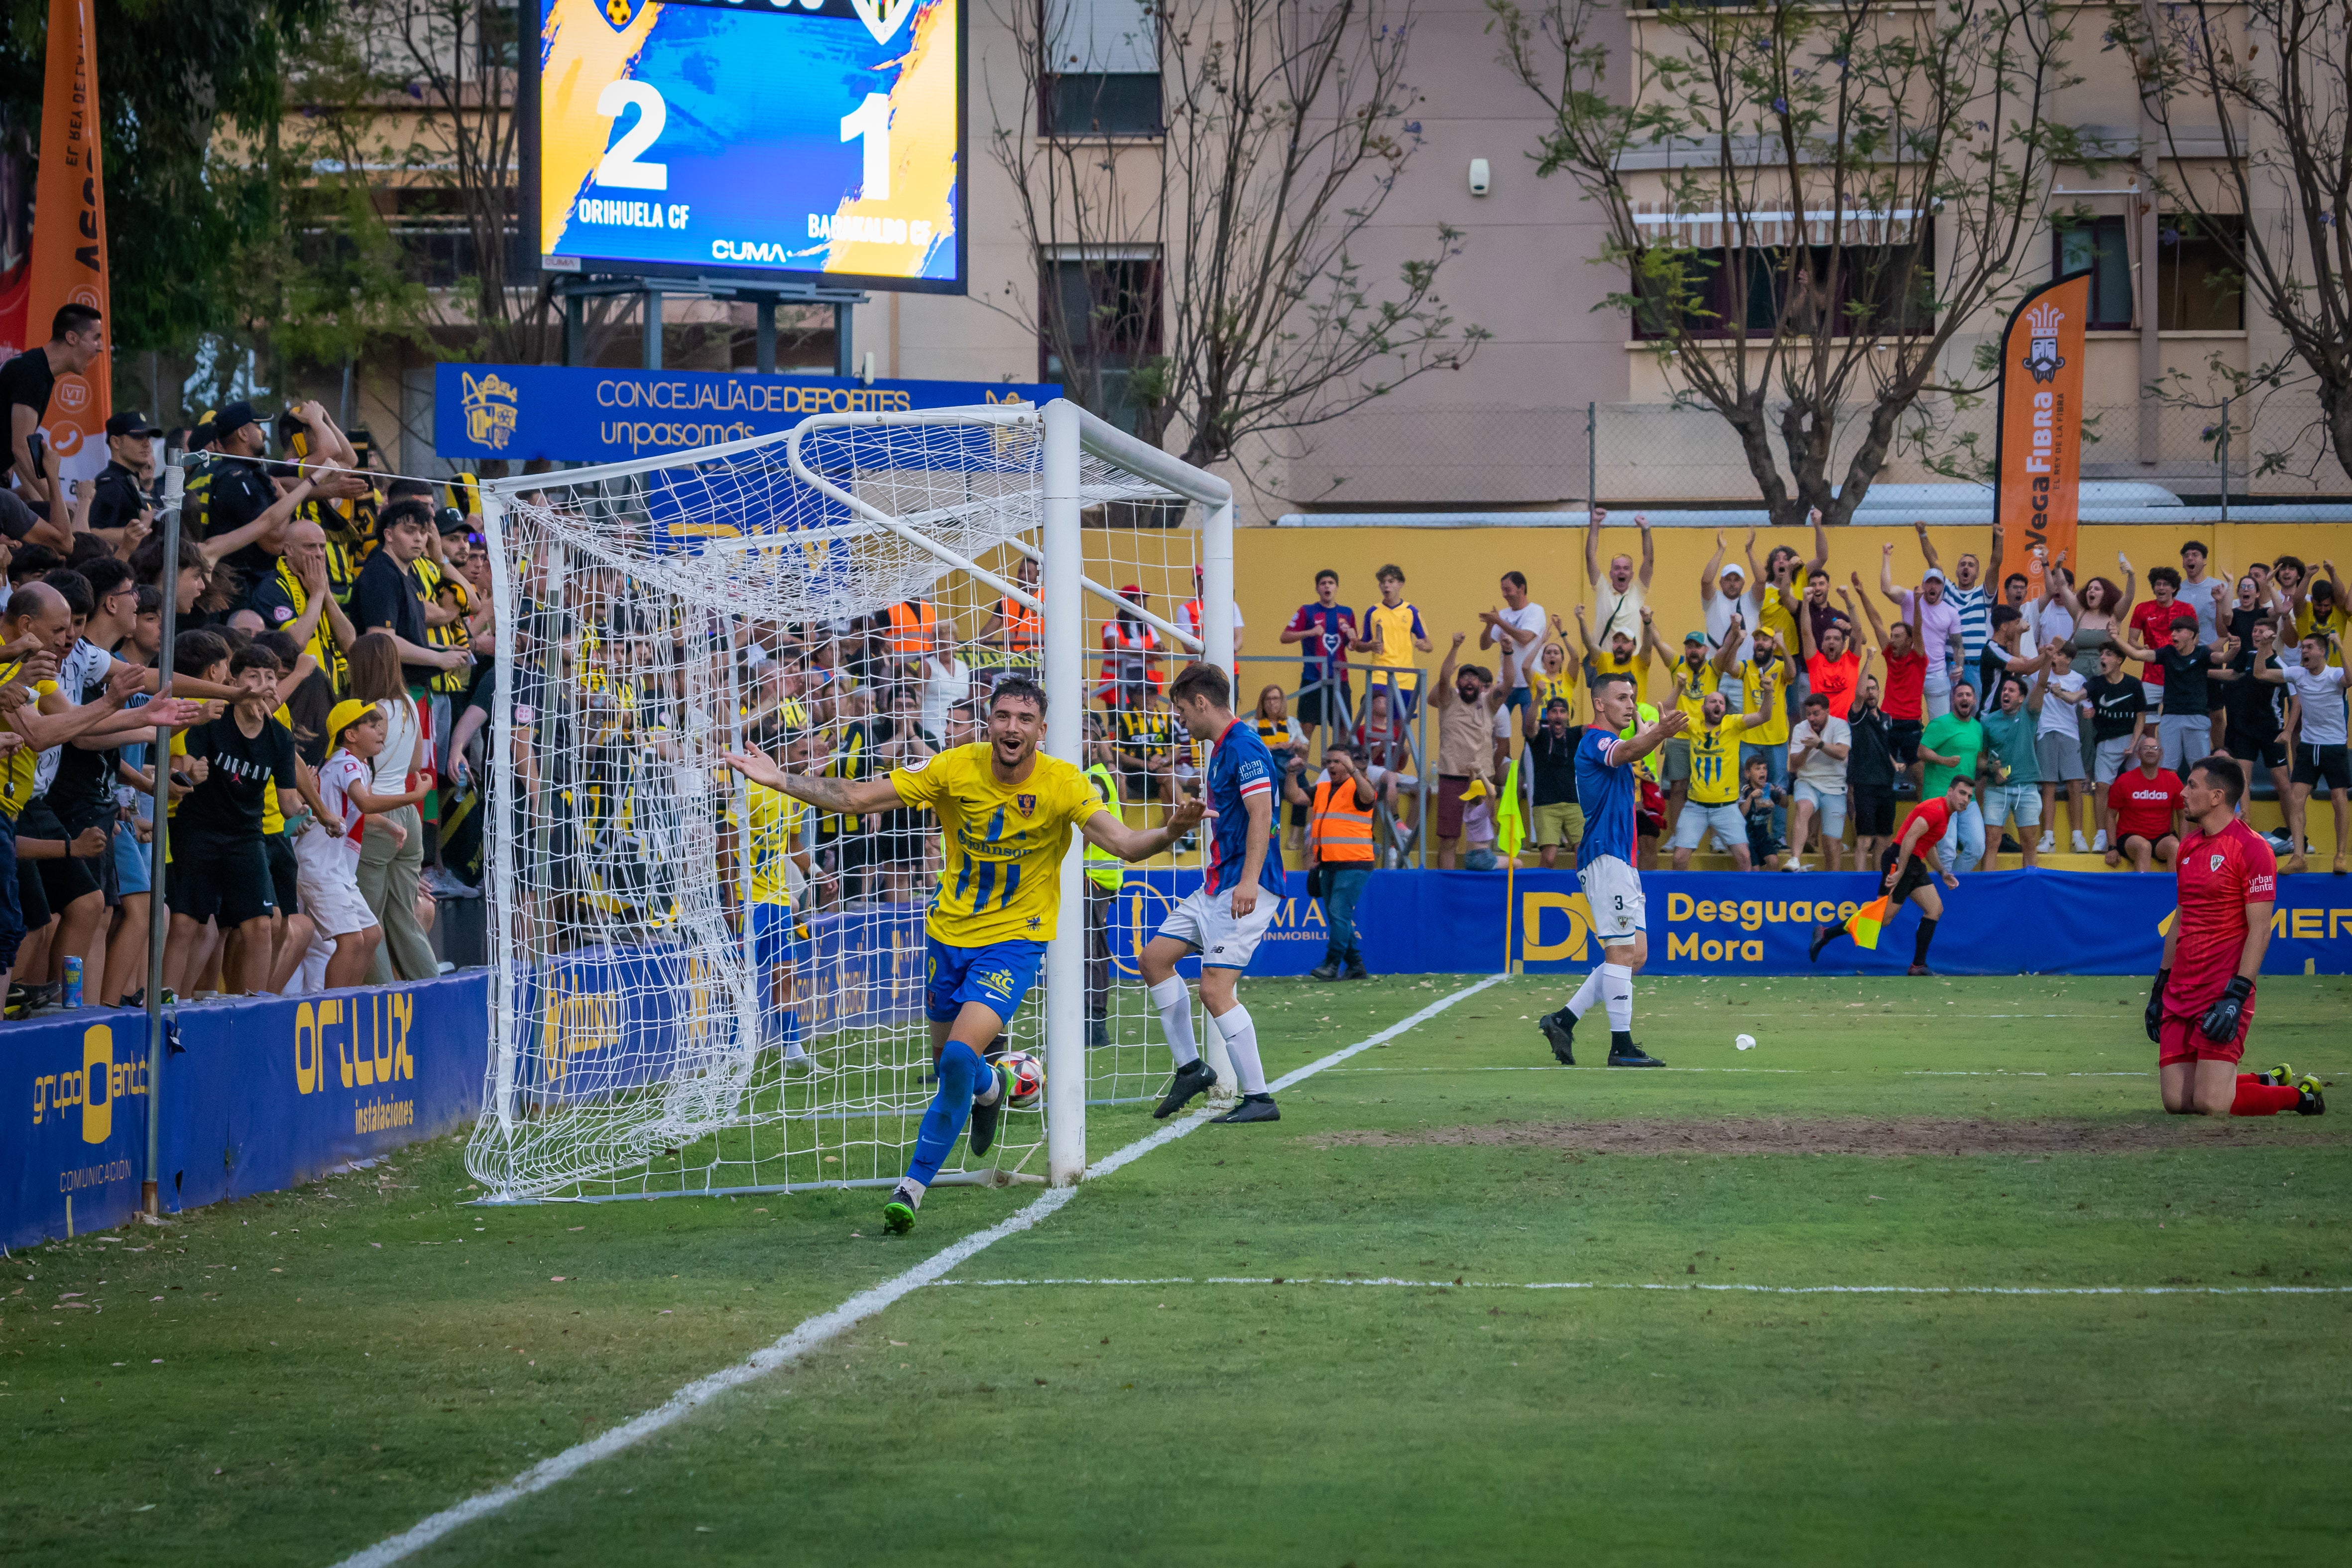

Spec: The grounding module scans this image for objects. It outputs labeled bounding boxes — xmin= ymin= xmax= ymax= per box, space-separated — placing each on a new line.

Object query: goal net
xmin=465 ymin=402 xmax=1236 ymax=1203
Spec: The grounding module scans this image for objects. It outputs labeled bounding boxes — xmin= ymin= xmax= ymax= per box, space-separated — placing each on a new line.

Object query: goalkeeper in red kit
xmin=2150 ymin=757 xmax=2325 ymax=1117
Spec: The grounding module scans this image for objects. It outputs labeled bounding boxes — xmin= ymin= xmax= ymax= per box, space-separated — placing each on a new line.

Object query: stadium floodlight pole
xmin=1041 ymin=399 xmax=1088 ymax=1185
xmin=140 ymin=459 xmax=184 ymax=1219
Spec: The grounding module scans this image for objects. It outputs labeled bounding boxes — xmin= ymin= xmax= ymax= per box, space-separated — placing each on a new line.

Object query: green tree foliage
xmin=0 ymin=0 xmax=339 ymax=353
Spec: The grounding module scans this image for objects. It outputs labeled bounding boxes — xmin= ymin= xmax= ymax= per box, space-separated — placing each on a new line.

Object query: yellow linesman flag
xmin=1844 ymin=896 xmax=1890 ymax=951
xmin=1493 ymin=758 xmax=1525 ymax=860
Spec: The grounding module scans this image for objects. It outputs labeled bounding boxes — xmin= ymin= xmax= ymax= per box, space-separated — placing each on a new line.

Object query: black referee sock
xmin=1912 ymin=917 xmax=1938 ymax=967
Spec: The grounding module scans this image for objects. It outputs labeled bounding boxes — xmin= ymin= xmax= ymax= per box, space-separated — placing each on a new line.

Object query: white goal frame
xmin=471 ymin=398 xmax=1234 ymax=1193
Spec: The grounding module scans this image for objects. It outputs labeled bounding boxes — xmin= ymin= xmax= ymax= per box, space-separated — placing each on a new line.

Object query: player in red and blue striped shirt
xmin=1141 ymin=663 xmax=1290 ymax=1124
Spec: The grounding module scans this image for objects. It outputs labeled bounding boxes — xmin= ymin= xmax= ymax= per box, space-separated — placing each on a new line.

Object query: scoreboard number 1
xmin=840 ymin=93 xmax=892 ymax=200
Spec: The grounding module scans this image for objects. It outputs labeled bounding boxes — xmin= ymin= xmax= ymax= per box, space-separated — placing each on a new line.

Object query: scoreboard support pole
xmin=547 ymin=275 xmax=867 ymax=376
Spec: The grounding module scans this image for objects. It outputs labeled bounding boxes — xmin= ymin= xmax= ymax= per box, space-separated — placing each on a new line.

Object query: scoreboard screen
xmin=528 ymin=0 xmax=963 ymax=292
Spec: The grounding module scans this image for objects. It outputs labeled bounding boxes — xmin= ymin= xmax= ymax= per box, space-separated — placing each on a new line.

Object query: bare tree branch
xmin=987 ymin=0 xmax=1485 ymax=481
xmin=2107 ymin=0 xmax=2352 ymax=481
xmin=1490 ymin=0 xmax=2084 ymax=524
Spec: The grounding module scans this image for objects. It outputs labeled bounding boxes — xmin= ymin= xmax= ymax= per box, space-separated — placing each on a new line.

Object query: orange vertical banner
xmin=26 ymin=0 xmax=110 ymax=474
xmin=1994 ymin=272 xmax=2089 ymax=596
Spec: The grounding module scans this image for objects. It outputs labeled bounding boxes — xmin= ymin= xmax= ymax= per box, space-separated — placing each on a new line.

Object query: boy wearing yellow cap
xmin=294 ymin=699 xmax=395 ymax=988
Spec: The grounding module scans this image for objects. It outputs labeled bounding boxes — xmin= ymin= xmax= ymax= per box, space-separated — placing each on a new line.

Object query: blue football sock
xmin=906 ymin=1038 xmax=988 ymax=1186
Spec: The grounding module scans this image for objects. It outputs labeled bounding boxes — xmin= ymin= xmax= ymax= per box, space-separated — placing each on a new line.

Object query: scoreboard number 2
xmin=595 ymin=79 xmax=670 ymax=192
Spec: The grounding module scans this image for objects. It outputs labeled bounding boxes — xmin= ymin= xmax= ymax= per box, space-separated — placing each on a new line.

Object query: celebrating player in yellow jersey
xmin=723 ymin=675 xmax=1202 ymax=1234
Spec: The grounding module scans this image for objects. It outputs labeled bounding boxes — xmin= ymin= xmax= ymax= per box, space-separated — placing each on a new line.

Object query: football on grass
xmin=1000 ymin=1051 xmax=1045 ymax=1109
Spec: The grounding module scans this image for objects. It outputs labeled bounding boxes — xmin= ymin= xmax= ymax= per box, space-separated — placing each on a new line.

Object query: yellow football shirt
xmin=1688 ymin=720 xmax=1743 ymax=805
xmin=1363 ymin=601 xmax=1424 ymax=692
xmin=1757 ymin=575 xmax=1803 ymax=654
xmin=738 ymin=783 xmax=804 ymax=907
xmin=1668 ymin=655 xmax=1714 ymax=729
xmin=1530 ymin=667 xmax=1576 ymax=715
xmin=1734 ymin=661 xmax=1791 ymax=745
xmin=2295 ymin=601 xmax=2348 ymax=668
xmin=889 ymin=743 xmax=1102 ymax=947
xmin=1590 ymin=647 xmax=1646 ymax=706
xmin=0 ymin=661 xmax=59 ymax=820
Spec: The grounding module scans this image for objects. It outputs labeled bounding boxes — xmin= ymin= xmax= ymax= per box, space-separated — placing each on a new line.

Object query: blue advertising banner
xmin=434 ymin=363 xmax=1059 ymax=465
xmin=1105 ymin=868 xmax=2352 ymax=979
xmin=6 ymin=972 xmax=489 ymax=1251
xmin=503 ymin=909 xmax=927 ymax=1105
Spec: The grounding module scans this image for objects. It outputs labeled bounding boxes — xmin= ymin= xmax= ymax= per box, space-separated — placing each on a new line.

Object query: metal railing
xmin=1234 ymin=655 xmax=1432 ymax=869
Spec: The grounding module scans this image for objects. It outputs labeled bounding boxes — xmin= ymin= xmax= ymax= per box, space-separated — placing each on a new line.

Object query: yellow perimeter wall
xmin=1234 ymin=523 xmax=2352 ymax=698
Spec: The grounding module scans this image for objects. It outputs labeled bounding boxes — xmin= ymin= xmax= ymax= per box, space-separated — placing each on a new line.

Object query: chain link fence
xmin=1283 ymin=393 xmax=2348 ymax=510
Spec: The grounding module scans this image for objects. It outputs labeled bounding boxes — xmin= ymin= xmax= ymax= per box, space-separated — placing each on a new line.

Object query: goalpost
xmin=465 ymin=399 xmax=1234 ymax=1203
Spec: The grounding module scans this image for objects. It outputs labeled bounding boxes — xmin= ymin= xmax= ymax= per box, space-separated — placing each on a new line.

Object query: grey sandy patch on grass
xmin=1311 ymin=1117 xmax=2346 ymax=1157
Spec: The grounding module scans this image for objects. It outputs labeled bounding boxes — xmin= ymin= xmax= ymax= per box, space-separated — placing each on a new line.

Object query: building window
xmin=1629 ymin=243 xmax=1934 ymax=340
xmin=1039 ymin=255 xmax=1161 ymax=434
xmin=2054 ymin=216 xmax=2133 ymax=330
xmin=1039 ymin=0 xmax=1160 ymax=136
xmin=2156 ymin=215 xmax=2244 ymax=331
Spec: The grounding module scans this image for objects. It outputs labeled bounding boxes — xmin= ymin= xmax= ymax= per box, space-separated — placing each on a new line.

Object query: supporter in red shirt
xmin=1807 ymin=775 xmax=1973 ymax=975
xmin=1845 ymin=575 xmax=1926 ymax=783
xmin=2128 ymin=566 xmax=2188 ymax=699
xmin=2105 ymin=730 xmax=2183 ymax=871
xmin=2149 ymin=757 xmax=2319 ymax=1117
xmin=1799 ymin=600 xmax=1863 ymax=718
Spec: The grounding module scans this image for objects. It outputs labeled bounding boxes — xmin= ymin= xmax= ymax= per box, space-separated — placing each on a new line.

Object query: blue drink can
xmin=62 ymin=955 xmax=83 ymax=1009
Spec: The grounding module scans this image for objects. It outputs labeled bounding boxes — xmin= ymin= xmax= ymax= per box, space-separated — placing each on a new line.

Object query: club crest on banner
xmin=461 ymin=370 xmax=519 ymax=452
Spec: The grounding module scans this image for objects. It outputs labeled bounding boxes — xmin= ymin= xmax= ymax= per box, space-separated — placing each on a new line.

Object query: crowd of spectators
xmin=6 ymin=305 xmax=2346 ymax=1019
xmin=1259 ymin=506 xmax=2350 ymax=892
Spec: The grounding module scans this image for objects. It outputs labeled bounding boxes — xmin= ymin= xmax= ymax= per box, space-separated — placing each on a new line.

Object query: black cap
xmin=106 ymin=410 xmax=163 ymax=438
xmin=213 ymin=400 xmax=261 ymax=436
xmin=435 ymin=506 xmax=469 ymax=536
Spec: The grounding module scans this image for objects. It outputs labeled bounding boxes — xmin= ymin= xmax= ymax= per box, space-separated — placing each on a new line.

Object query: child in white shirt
xmin=294 ymin=700 xmax=402 ymax=989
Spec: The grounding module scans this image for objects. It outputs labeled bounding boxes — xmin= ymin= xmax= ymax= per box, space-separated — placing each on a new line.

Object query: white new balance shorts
xmin=1578 ymin=854 xmax=1645 ymax=944
xmin=1154 ymin=884 xmax=1280 ymax=970
xmin=293 ymin=829 xmax=378 ymax=940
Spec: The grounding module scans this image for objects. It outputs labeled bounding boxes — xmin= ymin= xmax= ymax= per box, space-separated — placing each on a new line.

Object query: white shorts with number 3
xmin=1578 ymin=854 xmax=1646 ymax=943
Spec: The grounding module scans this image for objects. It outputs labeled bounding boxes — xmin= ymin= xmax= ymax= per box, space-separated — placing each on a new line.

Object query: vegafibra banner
xmin=433 ymin=363 xmax=1060 ymax=465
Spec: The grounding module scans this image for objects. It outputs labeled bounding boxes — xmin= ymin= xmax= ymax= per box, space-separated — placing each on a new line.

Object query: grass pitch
xmin=8 ymin=972 xmax=2350 ymax=1566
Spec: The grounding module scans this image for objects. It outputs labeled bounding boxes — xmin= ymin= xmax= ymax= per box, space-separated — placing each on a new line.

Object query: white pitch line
xmin=333 ymin=972 xmax=1512 ymax=1568
xmin=929 ymin=1276 xmax=2352 ymax=1298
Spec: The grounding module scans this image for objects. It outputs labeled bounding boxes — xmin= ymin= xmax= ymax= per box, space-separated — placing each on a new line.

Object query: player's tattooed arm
xmin=1080 ymin=794 xmax=1206 ymax=863
xmin=719 ymin=752 xmax=905 ymax=815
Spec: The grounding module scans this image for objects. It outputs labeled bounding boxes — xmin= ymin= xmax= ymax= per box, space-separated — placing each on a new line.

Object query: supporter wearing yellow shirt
xmin=1667 ymin=669 xmax=1785 ymax=870
xmin=1747 ymin=515 xmax=1829 ymax=659
xmin=2295 ymin=573 xmax=2347 ymax=669
xmin=1361 ymin=565 xmax=1431 ymax=712
xmin=725 ymin=773 xmax=812 ymax=1057
xmin=721 ymin=676 xmax=1200 ymax=1237
xmin=1530 ymin=638 xmax=1578 ymax=719
xmin=1574 ymin=601 xmax=1654 ymax=707
xmin=1736 ymin=627 xmax=1798 ymax=843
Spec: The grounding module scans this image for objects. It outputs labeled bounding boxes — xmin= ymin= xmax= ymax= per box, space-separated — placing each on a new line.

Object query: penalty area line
xmin=927 ymin=1277 xmax=2352 ymax=1298
xmin=332 ymin=971 xmax=1512 ymax=1568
